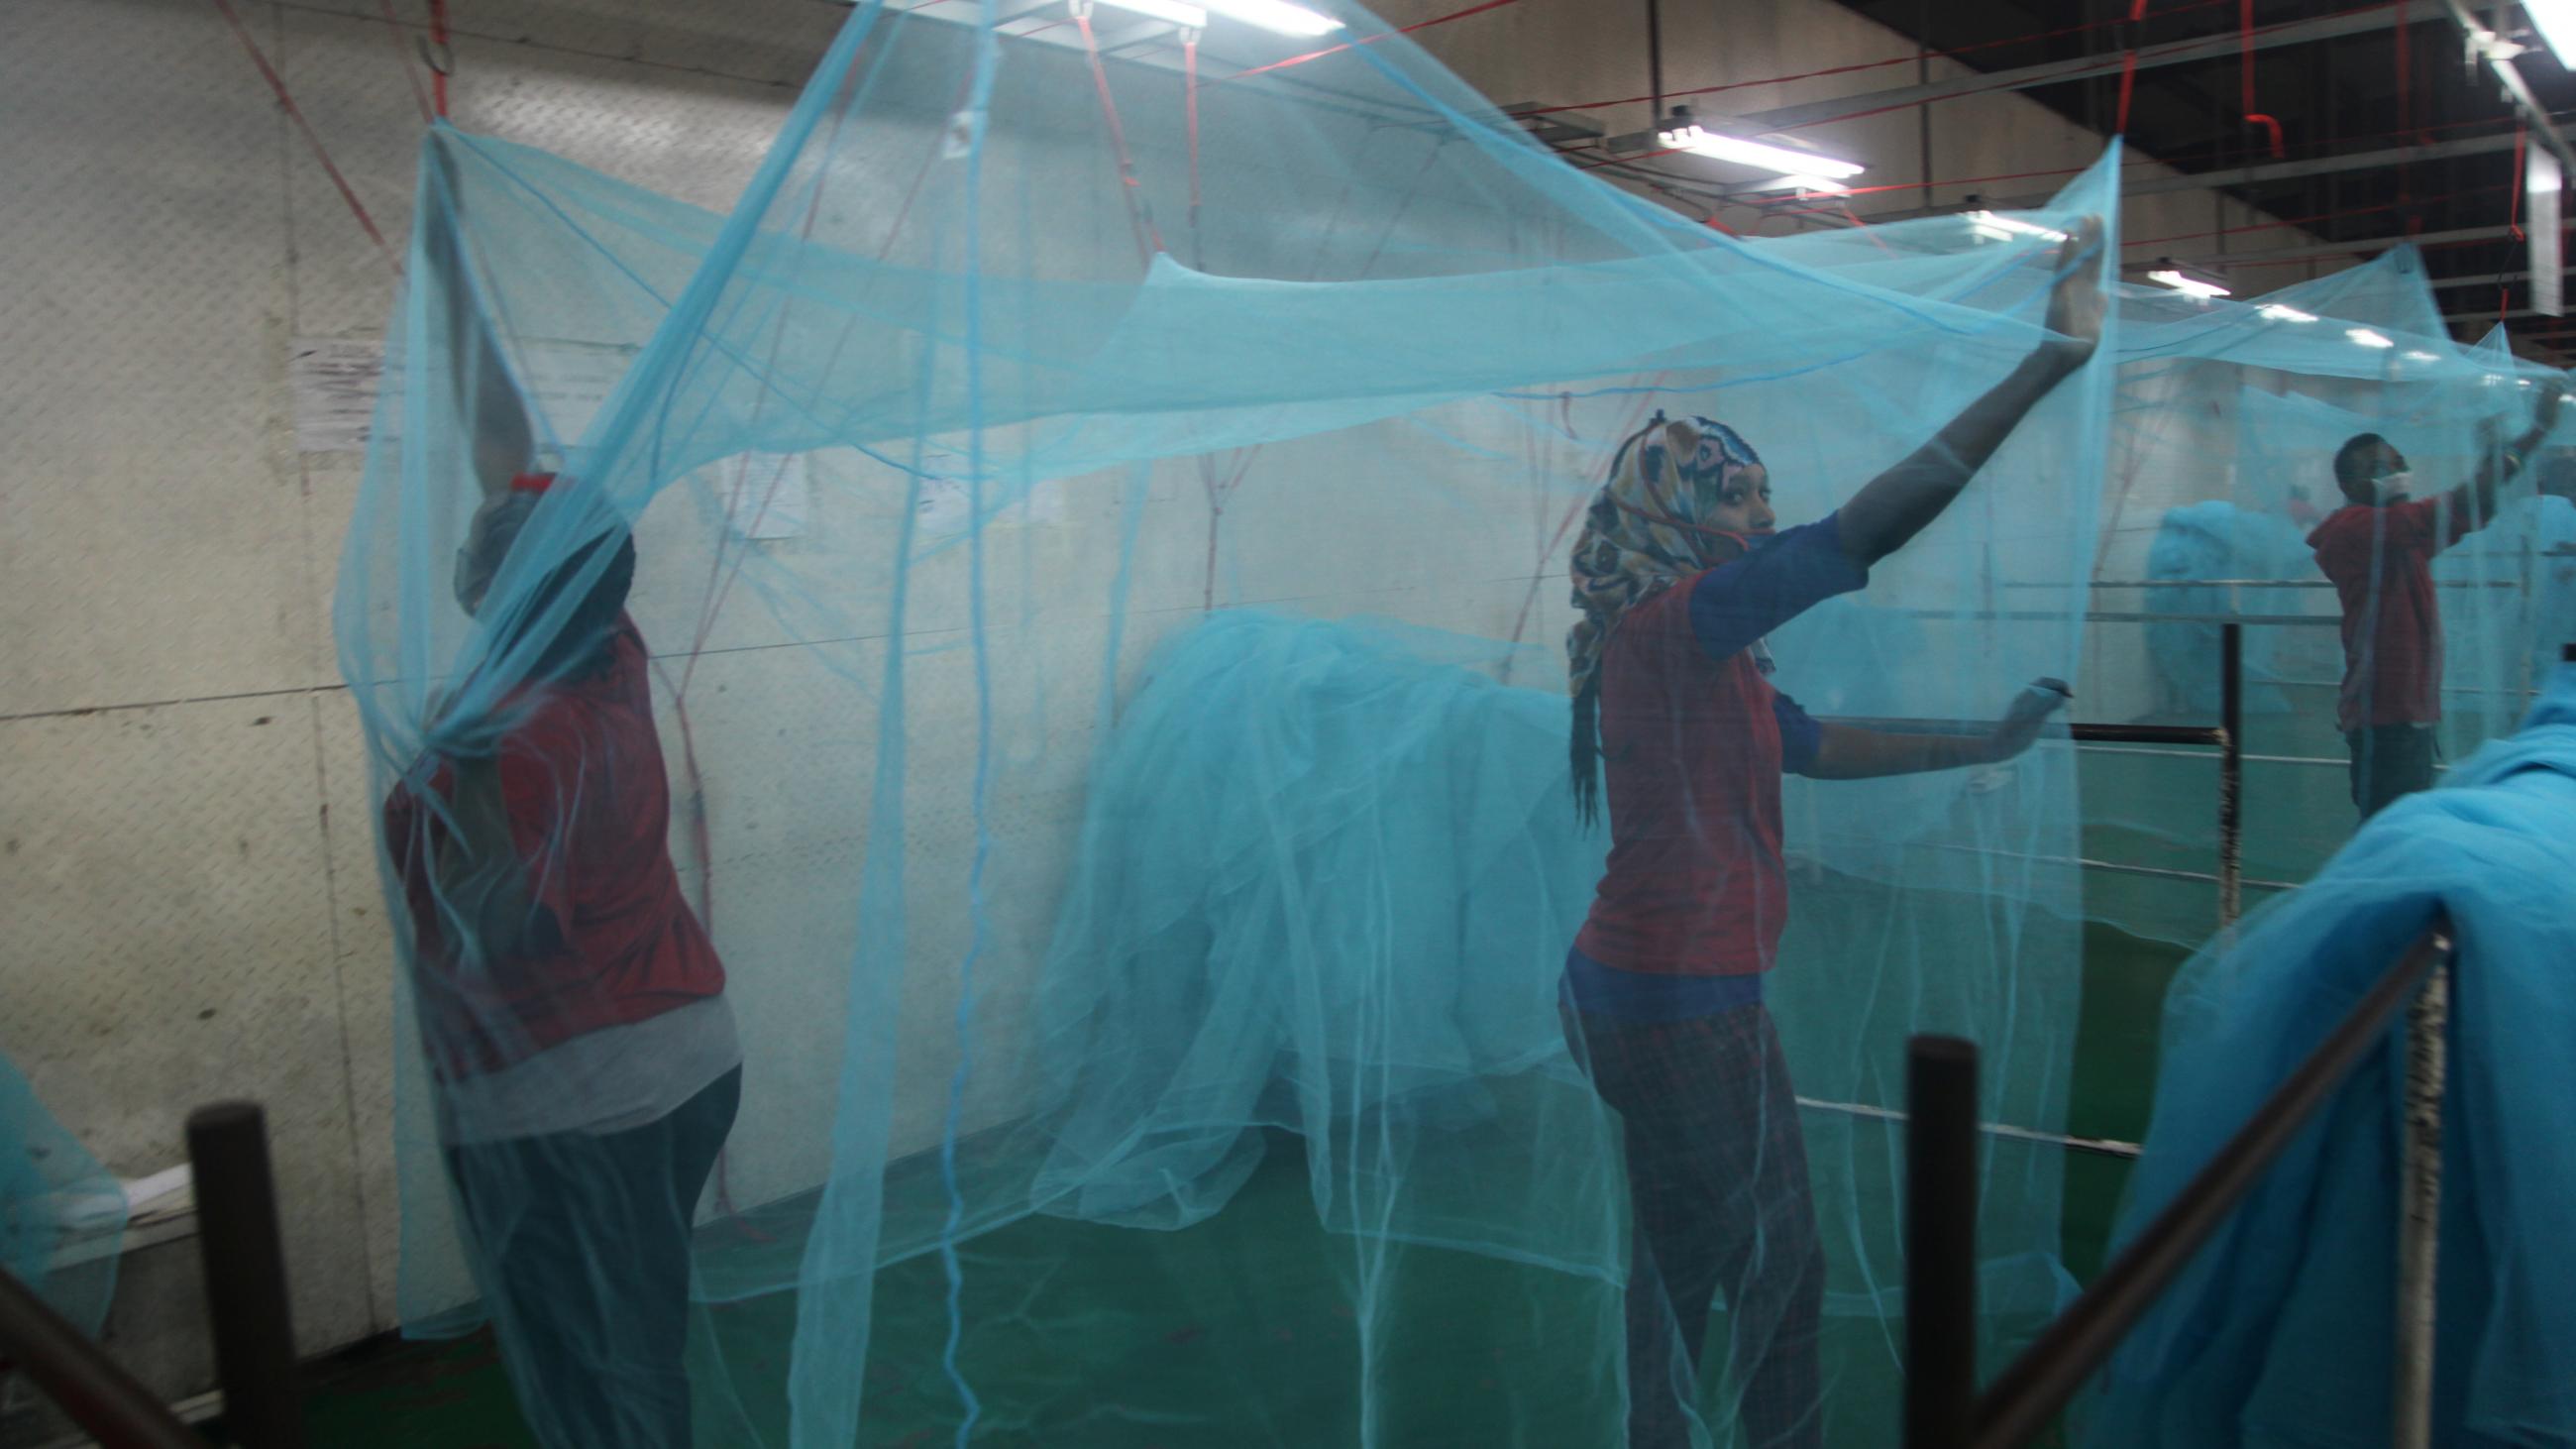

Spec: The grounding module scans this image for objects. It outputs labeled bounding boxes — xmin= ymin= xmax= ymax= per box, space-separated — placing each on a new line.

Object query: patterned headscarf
xmin=1566 ymin=412 xmax=1767 ymax=823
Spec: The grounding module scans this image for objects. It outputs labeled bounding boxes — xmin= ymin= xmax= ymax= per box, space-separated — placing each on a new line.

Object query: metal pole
xmin=1645 ymin=0 xmax=1663 ymax=130
xmin=2393 ymin=961 xmax=2450 ymax=1449
xmin=1906 ymin=1036 xmax=1981 ymax=1449
xmin=2218 ymin=622 xmax=2244 ymax=931
xmin=187 ymin=1101 xmax=310 ymax=1449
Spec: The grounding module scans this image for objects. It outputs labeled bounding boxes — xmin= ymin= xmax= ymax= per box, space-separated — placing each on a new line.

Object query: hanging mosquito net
xmin=333 ymin=2 xmax=2569 ymax=1446
xmin=0 ymin=1051 xmax=124 ymax=1350
xmin=2079 ymin=250 xmax=2569 ymax=948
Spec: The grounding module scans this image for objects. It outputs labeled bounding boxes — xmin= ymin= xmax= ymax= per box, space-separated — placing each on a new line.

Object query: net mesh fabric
xmin=0 ymin=1053 xmax=124 ymax=1348
xmin=333 ymin=4 xmax=2562 ymax=1446
xmin=2082 ymin=250 xmax=2567 ymax=947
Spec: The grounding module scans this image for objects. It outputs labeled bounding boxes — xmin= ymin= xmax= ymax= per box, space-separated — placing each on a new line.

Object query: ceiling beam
xmin=2137 ymin=223 xmax=2563 ymax=271
xmin=2426 ymin=270 xmax=2534 ymax=290
xmin=1735 ymin=9 xmax=2412 ymax=135
xmin=1842 ymin=133 xmax=2526 ymax=222
xmin=2436 ymin=0 xmax=2576 ymax=174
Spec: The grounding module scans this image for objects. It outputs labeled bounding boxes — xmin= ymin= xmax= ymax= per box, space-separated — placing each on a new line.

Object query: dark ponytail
xmin=1570 ymin=680 xmax=1602 ymax=828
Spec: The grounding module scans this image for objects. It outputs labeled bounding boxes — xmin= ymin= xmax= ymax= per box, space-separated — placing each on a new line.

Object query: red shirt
xmin=2309 ymin=499 xmax=2469 ymax=730
xmin=384 ymin=617 xmax=725 ymax=1078
xmin=1574 ymin=581 xmax=1796 ymax=977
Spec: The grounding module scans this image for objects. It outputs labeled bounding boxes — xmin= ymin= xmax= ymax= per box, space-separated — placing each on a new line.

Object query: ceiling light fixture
xmin=1202 ymin=0 xmax=1341 ymax=34
xmin=1092 ymin=0 xmax=1210 ymax=26
xmin=2522 ymin=0 xmax=2576 ymax=65
xmin=1964 ymin=210 xmax=2069 ymax=244
xmin=1656 ymin=119 xmax=1866 ymax=179
xmin=2147 ymin=259 xmax=2230 ymax=299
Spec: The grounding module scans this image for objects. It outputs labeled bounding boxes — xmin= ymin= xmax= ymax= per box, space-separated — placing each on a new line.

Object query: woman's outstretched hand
xmin=2041 ymin=217 xmax=2106 ymax=372
xmin=1983 ymin=678 xmax=2071 ymax=764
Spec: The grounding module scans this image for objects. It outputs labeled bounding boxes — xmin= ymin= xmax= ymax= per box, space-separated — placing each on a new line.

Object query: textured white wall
xmin=0 ymin=0 xmax=2353 ymax=1399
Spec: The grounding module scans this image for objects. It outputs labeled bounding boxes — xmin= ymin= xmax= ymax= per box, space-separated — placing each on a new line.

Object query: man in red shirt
xmin=1561 ymin=223 xmax=2099 ymax=1449
xmin=377 ymin=197 xmax=738 ymax=1449
xmin=2309 ymin=384 xmax=2561 ymax=820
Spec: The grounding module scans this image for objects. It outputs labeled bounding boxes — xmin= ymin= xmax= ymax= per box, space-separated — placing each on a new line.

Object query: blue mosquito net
xmin=330 ymin=3 xmax=2565 ymax=1446
xmin=2084 ymin=663 xmax=2576 ymax=1449
xmin=0 ymin=1051 xmax=124 ymax=1344
xmin=2081 ymin=250 xmax=2569 ymax=947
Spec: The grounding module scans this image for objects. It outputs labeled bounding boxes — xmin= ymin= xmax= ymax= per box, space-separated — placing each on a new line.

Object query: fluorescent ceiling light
xmin=2404 ymin=349 xmax=2442 ymax=363
xmin=2348 ymin=327 xmax=2397 ymax=349
xmin=2526 ymin=0 xmax=2576 ymax=66
xmin=1964 ymin=210 xmax=2068 ymax=243
xmin=1203 ymin=0 xmax=1342 ymax=33
xmin=1656 ymin=123 xmax=1866 ymax=179
xmin=2148 ymin=267 xmax=2230 ymax=299
xmin=1095 ymin=0 xmax=1210 ymax=26
xmin=1745 ymin=173 xmax=1850 ymax=194
xmin=2257 ymin=303 xmax=2318 ymax=322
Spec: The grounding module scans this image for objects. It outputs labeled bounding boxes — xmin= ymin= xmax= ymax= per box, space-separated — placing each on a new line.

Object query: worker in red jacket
xmin=2309 ymin=382 xmax=2562 ymax=819
xmin=379 ymin=193 xmax=737 ymax=1449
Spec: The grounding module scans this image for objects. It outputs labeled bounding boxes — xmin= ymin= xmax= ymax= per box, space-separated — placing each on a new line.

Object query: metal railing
xmin=1829 ymin=622 xmax=2248 ymax=931
xmin=0 ymin=1100 xmax=308 ymax=1448
xmin=1902 ymin=919 xmax=2457 ymax=1449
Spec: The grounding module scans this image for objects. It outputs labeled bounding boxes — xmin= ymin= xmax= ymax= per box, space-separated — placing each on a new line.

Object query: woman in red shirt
xmin=1562 ymin=224 xmax=2101 ymax=1449
xmin=379 ymin=200 xmax=738 ymax=1449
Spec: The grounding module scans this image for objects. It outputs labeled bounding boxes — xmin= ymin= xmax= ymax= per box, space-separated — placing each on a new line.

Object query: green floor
xmin=286 ymin=920 xmax=2191 ymax=1449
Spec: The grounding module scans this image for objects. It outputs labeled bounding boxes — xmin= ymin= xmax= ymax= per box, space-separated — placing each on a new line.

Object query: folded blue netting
xmin=2085 ymin=663 xmax=2576 ymax=1449
xmin=2142 ymin=500 xmax=2311 ymax=718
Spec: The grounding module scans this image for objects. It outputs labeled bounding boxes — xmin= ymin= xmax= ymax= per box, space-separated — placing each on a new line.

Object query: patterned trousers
xmin=1565 ymin=999 xmax=1826 ymax=1449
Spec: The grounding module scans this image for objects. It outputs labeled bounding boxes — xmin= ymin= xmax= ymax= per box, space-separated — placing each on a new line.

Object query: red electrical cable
xmin=206 ymin=0 xmax=402 ymax=276
xmin=2116 ymin=0 xmax=2154 ymax=135
xmin=1748 ymin=3 xmax=2400 ymax=139
xmin=1075 ymin=7 xmax=1166 ymax=263
xmin=2511 ymin=124 xmax=2527 ymax=244
xmin=1185 ymin=33 xmax=1203 ymax=250
xmin=427 ymin=0 xmax=451 ymax=118
xmin=2240 ymin=0 xmax=2283 ymax=157
xmin=373 ymin=0 xmax=435 ymax=123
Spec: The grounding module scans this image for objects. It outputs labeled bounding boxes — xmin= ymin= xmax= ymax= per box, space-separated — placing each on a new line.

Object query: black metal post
xmin=187 ymin=1102 xmax=308 ymax=1449
xmin=2218 ymin=622 xmax=2244 ymax=929
xmin=0 ymin=1267 xmax=201 ymax=1449
xmin=1645 ymin=0 xmax=1664 ymax=131
xmin=2562 ymin=640 xmax=2575 ymax=664
xmin=1906 ymin=1036 xmax=1982 ymax=1449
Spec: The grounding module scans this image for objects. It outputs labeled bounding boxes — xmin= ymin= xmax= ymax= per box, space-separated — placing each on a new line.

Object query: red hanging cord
xmin=426 ymin=0 xmax=451 ymax=117
xmin=372 ymin=0 xmax=435 ymax=123
xmin=207 ymin=0 xmax=401 ymax=275
xmin=2239 ymin=0 xmax=2284 ymax=157
xmin=1185 ymin=32 xmax=1203 ymax=257
xmin=2507 ymin=121 xmax=2528 ymax=323
xmin=1075 ymin=7 xmax=1166 ymax=265
xmin=2114 ymin=0 xmax=2154 ymax=135
xmin=2512 ymin=124 xmax=2528 ymax=243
